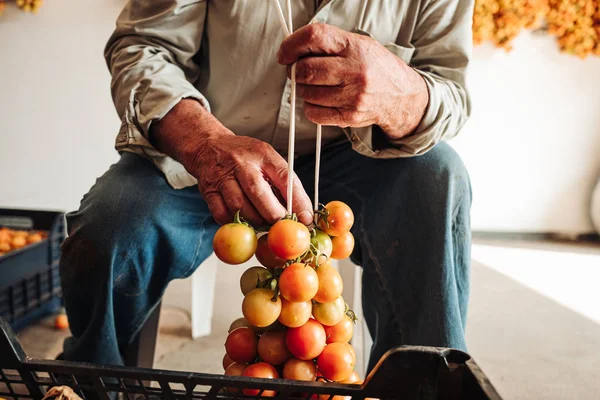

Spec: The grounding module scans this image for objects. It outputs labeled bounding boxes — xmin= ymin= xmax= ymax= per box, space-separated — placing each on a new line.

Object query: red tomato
xmin=222 ymin=353 xmax=235 ymax=370
xmin=258 ymin=331 xmax=292 ymax=366
xmin=279 ymin=263 xmax=319 ymax=302
xmin=282 ymin=357 xmax=317 ymax=381
xmin=317 ymin=201 xmax=354 ymax=237
xmin=330 ymin=232 xmax=355 ymax=260
xmin=225 ymin=327 xmax=257 ymax=363
xmin=313 ymin=263 xmax=343 ymax=303
xmin=313 ymin=296 xmax=346 ymax=327
xmin=268 ymin=220 xmax=311 ymax=260
xmin=255 ymin=234 xmax=286 ymax=269
xmin=278 ymin=298 xmax=312 ymax=328
xmin=242 ymin=362 xmax=279 ymax=396
xmin=317 ymin=342 xmax=355 ymax=382
xmin=324 ymin=315 xmax=354 ymax=344
xmin=213 ymin=223 xmax=257 ymax=265
xmin=286 ymin=319 xmax=326 ymax=361
xmin=242 ymin=288 xmax=282 ymax=328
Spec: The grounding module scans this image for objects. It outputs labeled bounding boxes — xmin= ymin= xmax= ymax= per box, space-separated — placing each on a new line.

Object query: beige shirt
xmin=105 ymin=0 xmax=473 ymax=189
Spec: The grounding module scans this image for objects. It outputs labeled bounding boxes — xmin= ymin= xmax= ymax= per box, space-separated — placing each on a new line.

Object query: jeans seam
xmin=179 ymin=214 xmax=213 ymax=279
xmin=320 ymin=177 xmax=404 ymax=340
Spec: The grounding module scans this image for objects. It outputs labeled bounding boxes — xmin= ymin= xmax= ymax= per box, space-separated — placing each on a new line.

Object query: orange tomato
xmin=279 ymin=263 xmax=319 ymax=302
xmin=286 ymin=319 xmax=326 ymax=361
xmin=317 ymin=201 xmax=354 ymax=237
xmin=324 ymin=315 xmax=354 ymax=344
xmin=330 ymin=232 xmax=354 ymax=260
xmin=313 ymin=263 xmax=343 ymax=303
xmin=268 ymin=220 xmax=310 ymax=260
xmin=283 ymin=357 xmax=317 ymax=381
xmin=278 ymin=298 xmax=312 ymax=328
xmin=316 ymin=342 xmax=355 ymax=382
xmin=242 ymin=288 xmax=282 ymax=328
xmin=54 ymin=314 xmax=69 ymax=330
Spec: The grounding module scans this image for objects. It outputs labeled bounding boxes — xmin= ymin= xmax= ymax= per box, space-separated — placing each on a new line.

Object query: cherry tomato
xmin=240 ymin=266 xmax=272 ymax=295
xmin=255 ymin=234 xmax=286 ymax=269
xmin=242 ymin=362 xmax=279 ymax=396
xmin=330 ymin=232 xmax=354 ymax=260
xmin=344 ymin=343 xmax=357 ymax=365
xmin=228 ymin=317 xmax=252 ymax=333
xmin=213 ymin=222 xmax=257 ymax=265
xmin=225 ymin=327 xmax=257 ymax=363
xmin=279 ymin=263 xmax=319 ymax=302
xmin=324 ymin=314 xmax=354 ymax=344
xmin=268 ymin=219 xmax=310 ymax=260
xmin=278 ymin=298 xmax=312 ymax=328
xmin=258 ymin=331 xmax=292 ymax=366
xmin=222 ymin=353 xmax=235 ymax=370
xmin=286 ymin=319 xmax=326 ymax=360
xmin=283 ymin=357 xmax=317 ymax=381
xmin=317 ymin=201 xmax=354 ymax=237
xmin=313 ymin=296 xmax=346 ymax=327
xmin=342 ymin=371 xmax=361 ymax=384
xmin=224 ymin=362 xmax=247 ymax=393
xmin=242 ymin=288 xmax=282 ymax=328
xmin=313 ymin=263 xmax=343 ymax=303
xmin=54 ymin=314 xmax=69 ymax=330
xmin=310 ymin=230 xmax=333 ymax=265
xmin=317 ymin=342 xmax=355 ymax=382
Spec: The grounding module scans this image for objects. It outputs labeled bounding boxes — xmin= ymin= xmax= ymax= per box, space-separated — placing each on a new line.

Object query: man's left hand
xmin=277 ymin=23 xmax=429 ymax=141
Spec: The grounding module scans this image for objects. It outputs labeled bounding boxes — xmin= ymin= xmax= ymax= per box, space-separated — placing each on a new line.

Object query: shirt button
xmin=351 ymin=134 xmax=358 ymax=142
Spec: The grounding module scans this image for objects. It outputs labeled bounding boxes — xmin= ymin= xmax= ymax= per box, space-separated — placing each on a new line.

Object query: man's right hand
xmin=151 ymin=99 xmax=313 ymax=226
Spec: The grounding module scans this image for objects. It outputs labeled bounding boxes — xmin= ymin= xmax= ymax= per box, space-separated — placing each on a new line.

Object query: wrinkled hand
xmin=151 ymin=99 xmax=313 ymax=226
xmin=277 ymin=23 xmax=429 ymax=140
xmin=192 ymin=133 xmax=313 ymax=226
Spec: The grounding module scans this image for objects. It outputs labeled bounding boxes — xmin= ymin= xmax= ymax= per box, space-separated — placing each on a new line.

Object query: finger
xmin=262 ymin=157 xmax=313 ymax=225
xmin=277 ymin=23 xmax=350 ymax=65
xmin=219 ymin=179 xmax=265 ymax=225
xmin=288 ymin=56 xmax=350 ymax=86
xmin=235 ymin=167 xmax=287 ymax=224
xmin=303 ymin=103 xmax=372 ymax=128
xmin=202 ymin=189 xmax=231 ymax=225
xmin=297 ymin=84 xmax=357 ymax=108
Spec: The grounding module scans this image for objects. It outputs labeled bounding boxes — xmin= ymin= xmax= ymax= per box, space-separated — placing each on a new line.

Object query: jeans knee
xmin=409 ymin=143 xmax=471 ymax=211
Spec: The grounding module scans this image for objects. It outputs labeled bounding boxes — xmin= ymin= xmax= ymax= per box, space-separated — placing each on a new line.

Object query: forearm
xmin=150 ymin=99 xmax=233 ymax=172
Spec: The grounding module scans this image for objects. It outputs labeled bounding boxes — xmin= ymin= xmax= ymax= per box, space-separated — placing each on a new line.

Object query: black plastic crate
xmin=0 ymin=318 xmax=502 ymax=400
xmin=0 ymin=209 xmax=65 ymax=331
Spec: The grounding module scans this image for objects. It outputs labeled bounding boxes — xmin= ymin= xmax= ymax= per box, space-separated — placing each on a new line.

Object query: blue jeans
xmin=60 ymin=142 xmax=471 ymax=372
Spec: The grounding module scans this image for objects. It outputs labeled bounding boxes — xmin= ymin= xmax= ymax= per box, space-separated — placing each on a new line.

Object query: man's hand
xmin=277 ymin=23 xmax=429 ymax=140
xmin=151 ymin=100 xmax=313 ymax=226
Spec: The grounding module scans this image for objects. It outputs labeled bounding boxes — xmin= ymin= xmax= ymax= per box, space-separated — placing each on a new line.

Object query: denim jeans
xmin=60 ymin=141 xmax=471 ymax=372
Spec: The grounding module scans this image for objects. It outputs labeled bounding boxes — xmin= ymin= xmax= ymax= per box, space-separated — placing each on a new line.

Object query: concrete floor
xmin=11 ymin=242 xmax=600 ymax=399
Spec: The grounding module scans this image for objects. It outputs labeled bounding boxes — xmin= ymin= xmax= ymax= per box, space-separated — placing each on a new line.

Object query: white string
xmin=272 ymin=0 xmax=290 ymax=36
xmin=283 ymin=0 xmax=296 ymax=215
xmin=272 ymin=0 xmax=323 ymax=215
xmin=314 ymin=124 xmax=322 ymax=210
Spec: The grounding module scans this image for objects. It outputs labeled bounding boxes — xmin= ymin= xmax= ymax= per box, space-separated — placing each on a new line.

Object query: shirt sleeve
xmin=105 ymin=0 xmax=208 ymax=189
xmin=349 ymin=0 xmax=473 ymax=159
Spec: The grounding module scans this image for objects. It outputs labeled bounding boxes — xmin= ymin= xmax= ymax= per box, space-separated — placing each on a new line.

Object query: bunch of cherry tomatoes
xmin=213 ymin=201 xmax=361 ymax=396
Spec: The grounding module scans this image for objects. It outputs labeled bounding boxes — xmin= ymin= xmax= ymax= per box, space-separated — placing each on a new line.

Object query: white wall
xmin=1 ymin=4 xmax=599 ymax=233
xmin=0 ymin=0 xmax=122 ymax=212
xmin=452 ymin=33 xmax=600 ymax=234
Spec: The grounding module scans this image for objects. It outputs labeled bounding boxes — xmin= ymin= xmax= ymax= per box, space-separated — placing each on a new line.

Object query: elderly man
xmin=60 ymin=0 xmax=473 ymax=371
